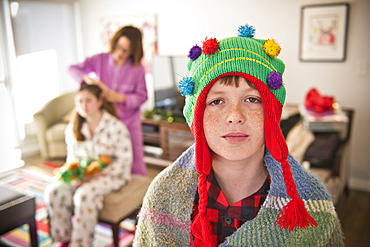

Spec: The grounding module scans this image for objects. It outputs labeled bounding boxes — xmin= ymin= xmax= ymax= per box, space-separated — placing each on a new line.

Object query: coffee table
xmin=0 ymin=185 xmax=38 ymax=247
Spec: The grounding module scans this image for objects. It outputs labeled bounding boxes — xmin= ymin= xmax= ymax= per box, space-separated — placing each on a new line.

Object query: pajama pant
xmin=44 ymin=176 xmax=125 ymax=246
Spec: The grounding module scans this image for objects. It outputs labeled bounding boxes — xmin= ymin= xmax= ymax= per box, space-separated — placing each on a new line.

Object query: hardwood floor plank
xmin=336 ymin=189 xmax=370 ymax=247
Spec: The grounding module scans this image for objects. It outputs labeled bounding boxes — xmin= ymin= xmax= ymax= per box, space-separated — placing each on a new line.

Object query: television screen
xmin=152 ymin=55 xmax=189 ymax=117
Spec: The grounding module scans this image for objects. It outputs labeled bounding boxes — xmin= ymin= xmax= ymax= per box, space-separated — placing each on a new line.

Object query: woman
xmin=44 ymin=84 xmax=132 ymax=247
xmin=68 ymin=25 xmax=148 ymax=176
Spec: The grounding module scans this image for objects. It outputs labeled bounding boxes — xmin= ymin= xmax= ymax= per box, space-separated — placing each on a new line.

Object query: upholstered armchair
xmin=33 ymin=92 xmax=75 ymax=159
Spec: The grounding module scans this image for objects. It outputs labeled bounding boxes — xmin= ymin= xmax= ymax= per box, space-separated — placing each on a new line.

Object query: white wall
xmin=77 ymin=0 xmax=370 ymax=191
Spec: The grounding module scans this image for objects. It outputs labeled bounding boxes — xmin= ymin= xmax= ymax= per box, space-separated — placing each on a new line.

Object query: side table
xmin=0 ymin=185 xmax=38 ymax=247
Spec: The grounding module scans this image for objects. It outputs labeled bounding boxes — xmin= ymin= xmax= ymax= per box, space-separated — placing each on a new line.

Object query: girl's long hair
xmin=72 ymin=84 xmax=119 ymax=141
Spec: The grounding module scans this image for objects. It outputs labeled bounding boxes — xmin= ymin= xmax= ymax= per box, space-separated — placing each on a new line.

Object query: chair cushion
xmin=48 ymin=142 xmax=67 ymax=158
xmin=99 ymin=175 xmax=152 ymax=223
xmin=286 ymin=121 xmax=315 ymax=164
xmin=46 ymin=122 xmax=68 ymax=142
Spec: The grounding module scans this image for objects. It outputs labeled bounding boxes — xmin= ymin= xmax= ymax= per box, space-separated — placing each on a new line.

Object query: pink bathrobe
xmin=68 ymin=53 xmax=148 ymax=175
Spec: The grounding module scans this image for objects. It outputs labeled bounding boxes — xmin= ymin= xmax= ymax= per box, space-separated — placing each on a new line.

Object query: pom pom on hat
xmin=267 ymin=71 xmax=283 ymax=90
xmin=202 ymin=38 xmax=219 ymax=55
xmin=178 ymin=76 xmax=194 ymax=96
xmin=238 ymin=24 xmax=256 ymax=38
xmin=263 ymin=39 xmax=281 ymax=57
xmin=188 ymin=45 xmax=202 ymax=61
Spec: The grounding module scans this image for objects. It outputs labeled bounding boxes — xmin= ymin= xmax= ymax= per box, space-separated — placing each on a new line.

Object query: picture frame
xmin=299 ymin=3 xmax=349 ymax=62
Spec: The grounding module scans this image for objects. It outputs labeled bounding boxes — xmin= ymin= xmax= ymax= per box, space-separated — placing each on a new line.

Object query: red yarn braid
xmin=190 ymin=78 xmax=217 ymax=247
xmin=245 ymin=73 xmax=317 ymax=232
xmin=189 ymin=73 xmax=317 ymax=247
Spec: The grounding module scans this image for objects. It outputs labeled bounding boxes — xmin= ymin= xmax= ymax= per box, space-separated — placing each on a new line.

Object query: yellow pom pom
xmin=263 ymin=39 xmax=281 ymax=57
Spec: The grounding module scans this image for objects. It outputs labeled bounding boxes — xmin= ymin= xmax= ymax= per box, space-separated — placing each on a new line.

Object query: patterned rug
xmin=0 ymin=162 xmax=134 ymax=247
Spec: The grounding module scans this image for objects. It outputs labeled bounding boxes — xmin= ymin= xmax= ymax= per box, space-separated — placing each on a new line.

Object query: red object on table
xmin=305 ymin=88 xmax=335 ymax=113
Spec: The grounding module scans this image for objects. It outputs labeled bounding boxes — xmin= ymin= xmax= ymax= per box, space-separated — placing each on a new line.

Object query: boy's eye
xmin=246 ymin=97 xmax=261 ymax=103
xmin=210 ymin=99 xmax=222 ymax=105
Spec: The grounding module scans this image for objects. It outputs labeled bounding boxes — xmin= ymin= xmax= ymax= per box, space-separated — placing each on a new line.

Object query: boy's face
xmin=203 ymin=77 xmax=265 ymax=162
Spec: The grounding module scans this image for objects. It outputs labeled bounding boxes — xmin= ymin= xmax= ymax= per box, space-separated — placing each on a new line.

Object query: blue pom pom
xmin=238 ymin=24 xmax=256 ymax=38
xmin=267 ymin=71 xmax=282 ymax=90
xmin=178 ymin=77 xmax=194 ymax=96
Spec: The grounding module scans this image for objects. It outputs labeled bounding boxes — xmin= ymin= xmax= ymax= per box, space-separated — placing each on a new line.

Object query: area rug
xmin=0 ymin=162 xmax=134 ymax=247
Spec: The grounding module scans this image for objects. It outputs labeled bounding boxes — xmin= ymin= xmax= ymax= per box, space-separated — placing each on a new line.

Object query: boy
xmin=134 ymin=24 xmax=344 ymax=246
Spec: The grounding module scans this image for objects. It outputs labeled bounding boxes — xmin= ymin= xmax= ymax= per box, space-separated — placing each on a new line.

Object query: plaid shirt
xmin=192 ymin=169 xmax=270 ymax=246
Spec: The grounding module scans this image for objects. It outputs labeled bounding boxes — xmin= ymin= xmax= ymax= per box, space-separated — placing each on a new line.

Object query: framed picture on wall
xmin=300 ymin=3 xmax=349 ymax=62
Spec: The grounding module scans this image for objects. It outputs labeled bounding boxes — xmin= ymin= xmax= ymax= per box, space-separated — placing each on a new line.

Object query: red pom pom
xmin=202 ymin=38 xmax=219 ymax=55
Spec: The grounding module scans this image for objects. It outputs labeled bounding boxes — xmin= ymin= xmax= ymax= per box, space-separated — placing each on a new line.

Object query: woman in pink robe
xmin=68 ymin=26 xmax=148 ymax=176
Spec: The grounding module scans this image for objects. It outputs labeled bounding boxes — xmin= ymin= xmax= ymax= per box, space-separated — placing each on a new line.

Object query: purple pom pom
xmin=178 ymin=76 xmax=194 ymax=96
xmin=188 ymin=45 xmax=202 ymax=61
xmin=267 ymin=71 xmax=282 ymax=90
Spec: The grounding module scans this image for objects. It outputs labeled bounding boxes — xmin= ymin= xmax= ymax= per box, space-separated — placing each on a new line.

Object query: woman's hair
xmin=109 ymin=25 xmax=144 ymax=67
xmin=72 ymin=84 xmax=119 ymax=141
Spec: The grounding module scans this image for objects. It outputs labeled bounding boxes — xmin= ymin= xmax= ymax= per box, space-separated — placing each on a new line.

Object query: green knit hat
xmin=179 ymin=24 xmax=317 ymax=247
xmin=179 ymin=26 xmax=286 ymax=126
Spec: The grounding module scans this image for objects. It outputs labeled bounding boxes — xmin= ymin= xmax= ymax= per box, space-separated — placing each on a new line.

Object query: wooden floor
xmin=336 ymin=189 xmax=370 ymax=247
xmin=19 ymin=154 xmax=370 ymax=246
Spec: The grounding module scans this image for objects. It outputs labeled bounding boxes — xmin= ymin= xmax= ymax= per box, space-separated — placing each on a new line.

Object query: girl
xmin=44 ymin=84 xmax=132 ymax=246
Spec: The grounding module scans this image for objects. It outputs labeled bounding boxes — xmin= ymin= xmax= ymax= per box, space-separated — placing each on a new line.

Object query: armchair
xmin=282 ymin=104 xmax=354 ymax=205
xmin=33 ymin=92 xmax=75 ymax=159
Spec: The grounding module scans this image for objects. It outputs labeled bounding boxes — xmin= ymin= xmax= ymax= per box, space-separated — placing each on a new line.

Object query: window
xmin=1 ymin=0 xmax=81 ymax=167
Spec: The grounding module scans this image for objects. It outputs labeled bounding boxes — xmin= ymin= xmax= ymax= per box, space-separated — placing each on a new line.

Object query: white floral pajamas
xmin=44 ymin=111 xmax=133 ymax=246
xmin=44 ymin=176 xmax=124 ymax=246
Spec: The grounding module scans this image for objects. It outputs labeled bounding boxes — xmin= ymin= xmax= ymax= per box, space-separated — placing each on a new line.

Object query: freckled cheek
xmin=247 ymin=109 xmax=265 ymax=140
xmin=203 ymin=111 xmax=222 ymax=136
xmin=247 ymin=109 xmax=264 ymax=124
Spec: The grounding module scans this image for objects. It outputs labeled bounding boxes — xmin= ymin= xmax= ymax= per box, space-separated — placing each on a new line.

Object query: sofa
xmin=33 ymin=92 xmax=76 ymax=159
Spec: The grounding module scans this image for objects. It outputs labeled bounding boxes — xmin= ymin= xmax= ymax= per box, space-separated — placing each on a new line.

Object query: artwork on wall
xmin=99 ymin=14 xmax=157 ymax=73
xmin=299 ymin=3 xmax=349 ymax=62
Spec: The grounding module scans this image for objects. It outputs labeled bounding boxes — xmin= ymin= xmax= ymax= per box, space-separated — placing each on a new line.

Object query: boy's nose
xmin=226 ymin=105 xmax=245 ymax=124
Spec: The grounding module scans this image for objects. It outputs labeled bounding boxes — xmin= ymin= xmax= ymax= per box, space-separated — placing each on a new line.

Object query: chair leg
xmin=28 ymin=217 xmax=38 ymax=247
xmin=112 ymin=223 xmax=119 ymax=247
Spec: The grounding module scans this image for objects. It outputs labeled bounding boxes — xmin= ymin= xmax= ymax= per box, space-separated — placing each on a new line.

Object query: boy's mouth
xmin=222 ymin=132 xmax=249 ymax=142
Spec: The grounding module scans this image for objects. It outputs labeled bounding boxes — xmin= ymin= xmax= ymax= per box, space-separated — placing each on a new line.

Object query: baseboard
xmin=349 ymin=177 xmax=370 ymax=192
xmin=144 ymin=156 xmax=172 ymax=168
